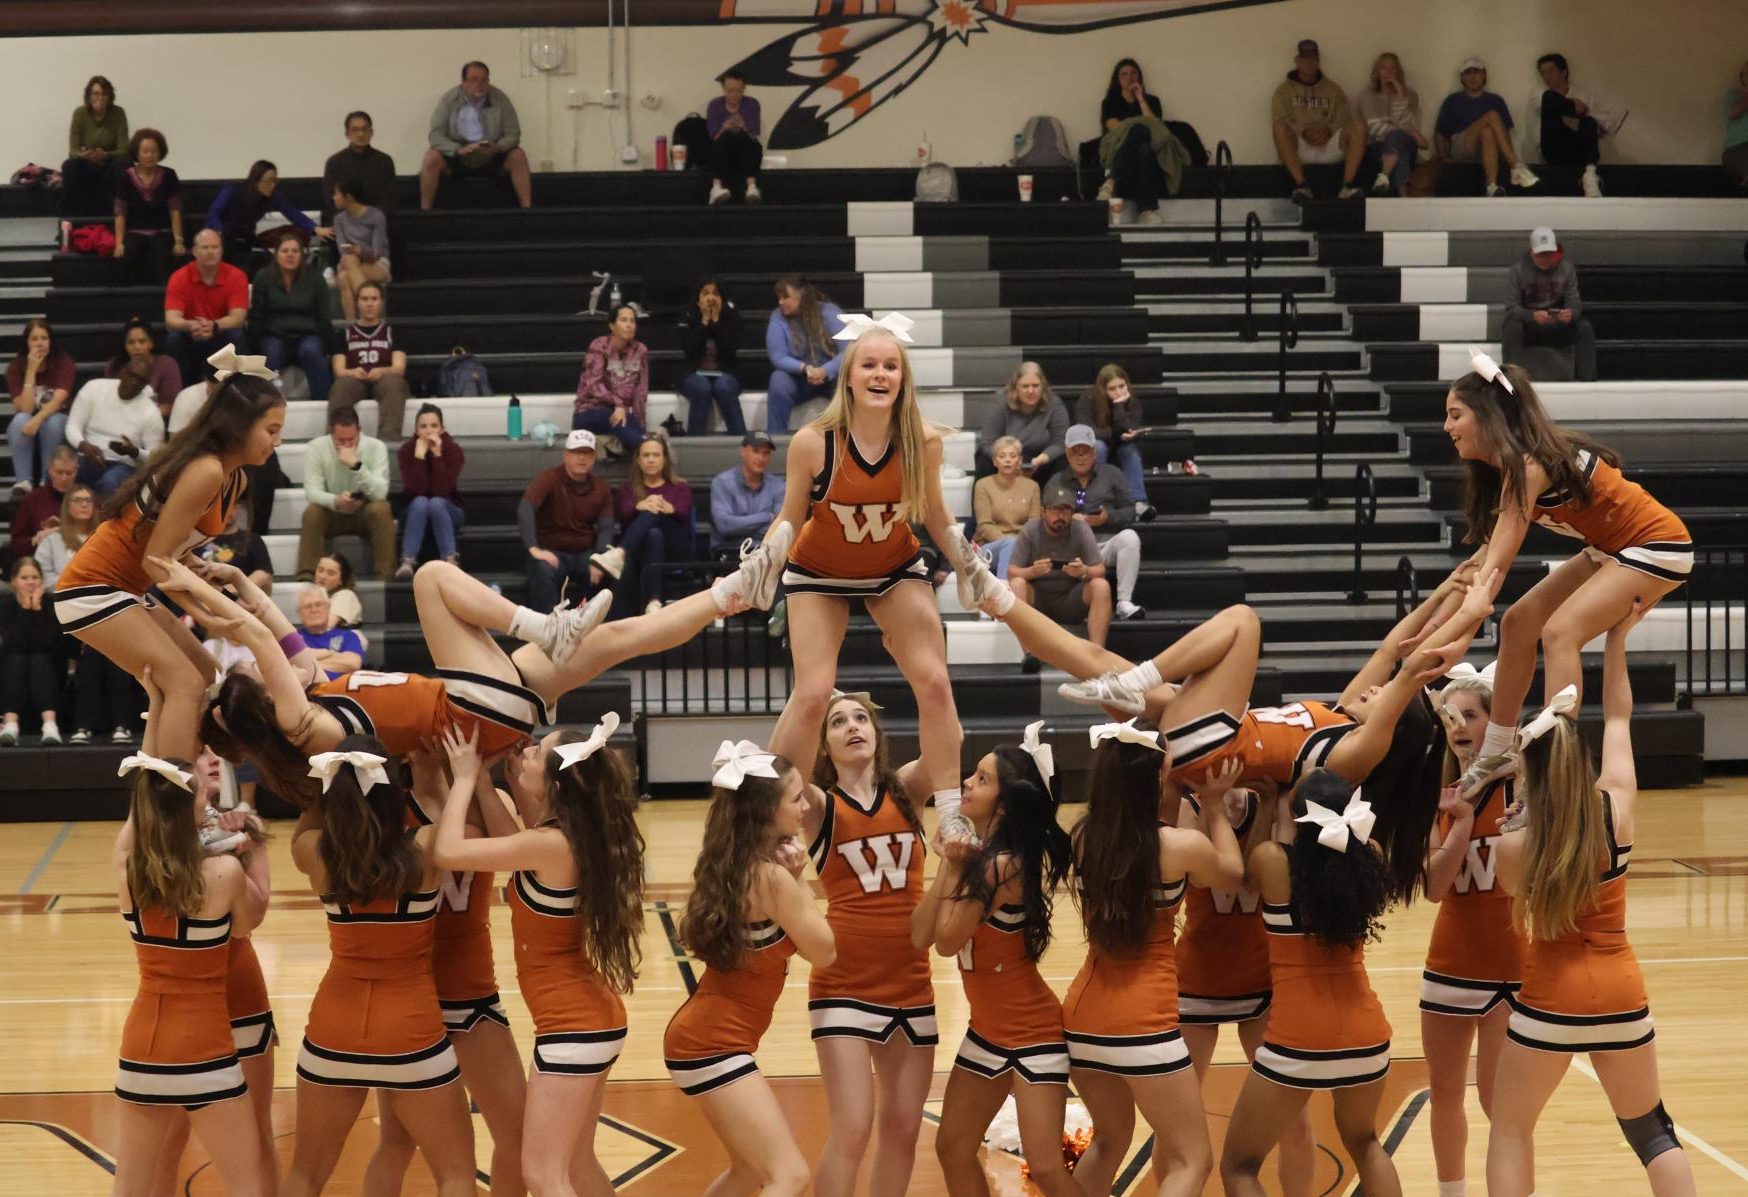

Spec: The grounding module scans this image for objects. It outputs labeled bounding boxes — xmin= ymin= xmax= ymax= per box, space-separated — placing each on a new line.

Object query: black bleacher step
xmin=1432 ymin=511 xmax=1748 ymax=581
xmin=1424 ymin=463 xmax=1748 ymax=512
xmin=1151 ymin=310 xmax=1346 ymax=335
xmin=1265 ymin=653 xmax=1679 ymax=706
xmin=1371 ymin=340 xmax=1748 ymax=384
xmin=1122 ymin=238 xmax=1313 ymax=261
xmin=1334 ymin=266 xmax=1748 ymax=306
xmin=1353 ymin=303 xmax=1748 ymax=343
xmin=1129 ymin=564 xmax=1246 ymax=609
xmin=1172 ymin=388 xmax=1381 ymax=417
xmin=1222 ymin=511 xmax=1447 ymax=548
xmin=1228 ymin=555 xmax=1542 ymax=600
xmin=1157 ymin=424 xmax=1399 ymax=460
xmin=1142 ymin=474 xmax=1213 ymax=515
xmin=1134 ymin=272 xmax=1328 ymax=299
xmin=1200 ymin=465 xmax=1419 ymax=502
xmin=1155 ymin=346 xmax=1364 ymax=374
xmin=1130 ymin=517 xmax=1229 ymax=560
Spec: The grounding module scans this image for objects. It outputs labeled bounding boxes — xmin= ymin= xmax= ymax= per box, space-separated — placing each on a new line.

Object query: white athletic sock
xmin=710 ymin=573 xmax=739 ymax=613
xmin=1479 ymin=721 xmax=1516 ymax=759
xmin=506 ymin=605 xmax=551 ymax=646
xmin=1438 ymin=1181 xmax=1468 ymax=1197
xmin=41 ymin=720 xmax=58 ymax=737
xmin=933 ymin=787 xmax=963 ymax=821
xmin=1115 ymin=659 xmax=1164 ymax=693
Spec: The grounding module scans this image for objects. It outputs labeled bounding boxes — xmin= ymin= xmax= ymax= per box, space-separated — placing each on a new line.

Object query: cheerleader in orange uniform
xmin=917 ymin=731 xmax=1077 ymax=1197
xmin=1486 ymin=609 xmax=1695 ymax=1197
xmin=663 ymin=743 xmax=836 ymax=1197
xmin=1063 ymin=728 xmax=1244 ymax=1197
xmin=1219 ymin=770 xmax=1401 ymax=1197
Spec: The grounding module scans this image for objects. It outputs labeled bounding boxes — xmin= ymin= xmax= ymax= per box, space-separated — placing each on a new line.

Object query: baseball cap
xmin=1064 ymin=424 xmax=1100 ymax=450
xmin=1296 ymin=39 xmax=1319 ymax=56
xmin=741 ymin=430 xmax=774 ymax=449
xmin=1529 ymin=226 xmax=1559 ymax=253
xmin=565 ymin=429 xmax=598 ymax=452
xmin=1042 ymin=480 xmax=1078 ymax=509
xmin=1460 ymin=56 xmax=1487 ymax=73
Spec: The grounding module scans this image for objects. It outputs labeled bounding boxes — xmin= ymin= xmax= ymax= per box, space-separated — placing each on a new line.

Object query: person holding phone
xmin=330 ymin=178 xmax=391 ymax=321
xmin=64 ymin=358 xmax=166 ymax=498
xmin=1006 ymin=479 xmax=1114 ymax=660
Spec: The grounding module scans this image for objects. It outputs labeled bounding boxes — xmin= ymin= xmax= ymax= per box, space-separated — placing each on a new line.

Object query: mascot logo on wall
xmin=721 ymin=0 xmax=1291 ymax=148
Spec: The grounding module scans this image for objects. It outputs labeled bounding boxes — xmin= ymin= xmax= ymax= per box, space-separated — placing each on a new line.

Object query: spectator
xmin=299 ymin=405 xmax=396 ymax=581
xmin=708 ymin=431 xmax=785 ymax=555
xmin=1007 ymin=479 xmax=1113 ymax=660
xmin=395 ymin=403 xmax=466 ymax=579
xmin=71 ymin=636 xmax=142 ymax=745
xmin=1060 ymin=424 xmax=1145 ymax=620
xmin=1434 ymin=58 xmax=1539 ymax=197
xmin=6 ymin=319 xmax=76 ymax=495
xmin=163 ymin=229 xmax=249 ymax=382
xmin=574 ymin=303 xmax=649 ymax=458
xmin=167 ymin=372 xmax=218 ymax=434
xmin=112 ymin=128 xmax=185 ymax=285
xmin=323 ymin=110 xmax=398 ymax=213
xmin=1270 ymin=38 xmax=1366 ymax=202
xmin=330 ymin=179 xmax=392 ymax=321
xmin=1532 ymin=52 xmax=1616 ymax=196
xmin=979 ymin=360 xmax=1070 ymax=480
xmin=65 ymin=359 xmax=164 ymax=498
xmin=680 ymin=277 xmax=746 ymax=435
xmin=203 ymin=159 xmax=325 ymax=268
xmin=251 ymin=229 xmax=336 ymax=403
xmin=420 ymin=61 xmax=533 ymax=209
xmin=973 ymin=435 xmax=1042 ymax=581
xmin=1354 ymin=53 xmax=1427 ymax=197
xmin=9 ymin=446 xmax=78 ymax=562
xmin=520 ymin=429 xmax=614 ymax=615
xmin=1503 ymin=226 xmax=1598 ymax=382
xmin=614 ymin=435 xmax=694 ymax=615
xmin=33 ymin=483 xmax=96 ymax=591
xmin=296 ymin=585 xmax=366 ymax=679
xmin=62 ymin=75 xmax=128 ymax=218
xmin=707 ymin=70 xmax=764 ymax=204
xmin=0 ymin=558 xmax=67 ymax=745
xmin=1726 ymin=63 xmax=1748 ymax=188
xmin=313 ymin=552 xmax=364 ymax=626
xmin=1082 ymin=364 xmax=1153 ymax=516
xmin=103 ymin=317 xmax=183 ymax=421
xmin=764 ymin=275 xmax=845 ymax=434
xmin=198 ymin=509 xmax=275 ymax=593
xmin=329 ymin=281 xmax=411 ymax=440
xmin=1096 ymin=58 xmax=1185 ymax=225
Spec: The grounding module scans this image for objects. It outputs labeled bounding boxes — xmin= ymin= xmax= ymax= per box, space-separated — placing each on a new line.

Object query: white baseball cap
xmin=1529 ymin=226 xmax=1559 ymax=253
xmin=1460 ymin=56 xmax=1487 ymax=73
xmin=565 ymin=429 xmax=598 ymax=452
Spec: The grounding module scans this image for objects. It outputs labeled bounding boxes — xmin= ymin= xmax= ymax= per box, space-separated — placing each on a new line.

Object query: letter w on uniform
xmin=1453 ymin=836 xmax=1500 ymax=895
xmin=830 ymin=502 xmax=902 ymax=544
xmin=836 ymin=832 xmax=916 ymax=894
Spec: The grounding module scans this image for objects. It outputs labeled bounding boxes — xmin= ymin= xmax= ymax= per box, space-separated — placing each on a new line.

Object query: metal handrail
xmin=635 ymin=560 xmax=791 ymax=715
xmin=1308 ymin=371 xmax=1336 ymax=509
xmin=1271 ymin=289 xmax=1300 ymax=421
xmin=1394 ymin=555 xmax=1421 ymax=618
xmin=1347 ymin=463 xmax=1378 ymax=602
xmin=1211 ymin=140 xmax=1234 ymax=265
xmin=1683 ymin=545 xmax=1747 ymax=699
xmin=1240 ymin=211 xmax=1264 ymax=340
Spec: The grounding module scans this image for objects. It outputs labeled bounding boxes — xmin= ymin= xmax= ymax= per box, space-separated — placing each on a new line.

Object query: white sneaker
xmin=1108 ymin=198 xmax=1126 ymax=225
xmin=1137 ymin=208 xmax=1165 ymax=225
xmin=40 ymin=724 xmax=61 ymax=746
xmin=1457 ymin=748 xmax=1519 ymax=800
xmin=1510 ymin=163 xmax=1540 ymax=189
xmin=1338 ymin=184 xmax=1364 ymax=200
xmin=1096 ymin=177 xmax=1115 ymax=202
xmin=708 ymin=182 xmax=731 ymax=205
xmin=1370 ymin=172 xmax=1392 ymax=196
xmin=937 ymin=808 xmax=980 ymax=847
xmin=1485 ymin=183 xmax=1505 ymax=198
xmin=744 ymin=181 xmax=762 ymax=204
xmin=1581 ymin=166 xmax=1602 ymax=198
xmin=939 ymin=526 xmax=991 ymax=609
xmin=0 ymin=723 xmax=17 ymax=747
xmin=720 ymin=521 xmax=793 ymax=611
xmin=1114 ymin=600 xmax=1146 ymax=621
xmin=542 ymin=589 xmax=614 ymax=665
xmin=1057 ymin=671 xmax=1146 ymax=715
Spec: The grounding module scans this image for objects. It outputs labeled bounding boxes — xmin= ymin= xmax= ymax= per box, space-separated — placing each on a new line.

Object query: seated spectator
xmin=1354 ymin=53 xmax=1427 ymax=197
xmin=313 ymin=552 xmax=364 ymax=626
xmin=1532 ymin=52 xmax=1620 ymax=196
xmin=979 ymin=361 xmax=1069 ymax=479
xmin=1270 ymin=38 xmax=1366 ymax=202
xmin=614 ymin=435 xmax=694 ymax=616
xmin=103 ymin=317 xmax=182 ymax=421
xmin=420 ymin=61 xmax=533 ymax=210
xmin=574 ymin=303 xmax=649 ymax=458
xmin=71 ymin=637 xmax=142 ymax=744
xmin=296 ymin=585 xmax=366 ymax=679
xmin=1096 ymin=58 xmax=1186 ymax=225
xmin=1061 ymin=424 xmax=1145 ymax=621
xmin=708 ymin=431 xmax=785 ymax=556
xmin=299 ymin=405 xmax=396 ymax=581
xmin=707 ymin=70 xmax=764 ymax=204
xmin=323 ymin=110 xmax=398 ymax=214
xmin=66 ymin=359 xmax=164 ymax=498
xmin=33 ymin=484 xmax=95 ymax=591
xmin=1007 ymin=479 xmax=1113 ymax=661
xmin=1727 ymin=63 xmax=1748 ymax=188
xmin=61 ymin=75 xmax=128 ymax=218
xmin=112 ymin=128 xmax=185 ymax=285
xmin=199 ymin=509 xmax=275 ymax=593
xmin=0 ymin=558 xmax=66 ymax=745
xmin=1503 ymin=227 xmax=1597 ymax=382
xmin=6 ymin=320 xmax=76 ymax=495
xmin=765 ymin=275 xmax=844 ymax=433
xmin=680 ymin=278 xmax=746 ymax=435
xmin=204 ymin=159 xmax=325 ymax=269
xmin=10 ymin=446 xmax=78 ymax=563
xmin=1434 ymin=58 xmax=1539 ymax=197
xmin=520 ymin=429 xmax=615 ymax=615
xmin=1082 ymin=364 xmax=1152 ymax=515
xmin=973 ymin=435 xmax=1042 ymax=581
xmin=251 ymin=229 xmax=336 ymax=403
xmin=329 ymin=281 xmax=411 ymax=440
xmin=163 ymin=229 xmax=249 ymax=383
xmin=331 ymin=180 xmax=392 ymax=321
xmin=396 ymin=403 xmax=466 ymax=579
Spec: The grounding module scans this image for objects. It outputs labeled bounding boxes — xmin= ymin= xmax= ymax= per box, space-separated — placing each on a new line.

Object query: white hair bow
xmin=1444 ymin=660 xmax=1498 ymax=687
xmin=1296 ymin=789 xmax=1377 ymax=854
xmin=207 ymin=344 xmax=278 ymax=383
xmin=118 ymin=753 xmax=193 ymax=792
xmin=1468 ymin=346 xmax=1515 ymax=395
xmin=554 ymin=712 xmax=620 ymax=771
xmin=829 ymin=688 xmax=883 ymax=712
xmin=1088 ymin=719 xmax=1163 ymax=752
xmin=712 ymin=739 xmax=780 ymax=789
xmin=307 ymin=750 xmax=391 ymax=795
xmin=1517 ymin=684 xmax=1578 ymax=748
xmin=1019 ymin=720 xmax=1055 ymax=790
xmin=832 ymin=311 xmax=916 ymax=344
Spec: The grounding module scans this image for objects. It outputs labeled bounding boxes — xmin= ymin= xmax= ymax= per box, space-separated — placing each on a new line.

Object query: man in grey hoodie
xmin=1503 ymin=226 xmax=1597 ymax=381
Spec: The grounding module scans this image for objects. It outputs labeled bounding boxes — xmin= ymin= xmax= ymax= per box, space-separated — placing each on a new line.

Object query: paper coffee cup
xmin=1018 ymin=174 xmax=1034 ymax=202
xmin=672 ymin=144 xmax=688 ymax=170
xmin=1107 ymin=195 xmax=1125 ymax=221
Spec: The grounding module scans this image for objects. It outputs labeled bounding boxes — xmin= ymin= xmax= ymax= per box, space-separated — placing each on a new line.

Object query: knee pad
xmin=1617 ymin=1102 xmax=1680 ymax=1167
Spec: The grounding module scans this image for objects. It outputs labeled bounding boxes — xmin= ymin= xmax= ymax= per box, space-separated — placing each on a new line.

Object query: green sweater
xmin=249 ymin=263 xmax=337 ymax=345
xmin=69 ymin=105 xmax=129 ymax=156
xmin=303 ymin=434 xmax=391 ymax=508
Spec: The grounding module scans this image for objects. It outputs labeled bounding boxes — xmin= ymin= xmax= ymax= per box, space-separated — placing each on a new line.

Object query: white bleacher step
xmin=1364 ymin=196 xmax=1748 ymax=233
xmin=0 ymin=218 xmax=57 ymax=249
xmin=1131 ymin=263 xmax=1331 ymax=282
xmin=1521 ymin=381 xmax=1748 ymax=424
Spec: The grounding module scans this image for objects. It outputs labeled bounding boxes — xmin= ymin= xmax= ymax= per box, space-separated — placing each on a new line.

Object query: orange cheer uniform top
xmin=664 ymin=919 xmax=796 ymax=1095
xmin=1508 ymin=793 xmax=1653 ymax=1053
xmin=952 ymin=902 xmax=1069 ymax=1086
xmin=226 ymin=936 xmax=275 ymax=1060
xmin=116 ymin=899 xmax=247 ymax=1108
xmin=1534 ymin=448 xmax=1692 ymax=581
xmin=296 ymin=883 xmax=461 ymax=1090
xmin=784 ymin=427 xmax=926 ymax=596
xmin=1420 ymin=778 xmax=1528 ymax=1017
xmin=311 ymin=667 xmax=554 ymax=759
xmin=1165 ymin=701 xmax=1357 ymax=789
xmin=434 ymin=868 xmax=509 ymax=1035
xmin=806 ymin=784 xmax=936 ymax=1044
xmin=507 ymin=866 xmax=628 ymax=1075
xmin=1175 ymin=794 xmax=1271 ymax=1025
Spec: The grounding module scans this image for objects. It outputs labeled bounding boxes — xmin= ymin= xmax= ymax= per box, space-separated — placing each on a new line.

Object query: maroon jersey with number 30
xmin=341 ymin=322 xmax=396 ymax=372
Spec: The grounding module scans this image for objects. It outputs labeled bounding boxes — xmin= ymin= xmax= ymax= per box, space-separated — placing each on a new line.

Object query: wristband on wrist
xmin=278 ymin=631 xmax=308 ymax=658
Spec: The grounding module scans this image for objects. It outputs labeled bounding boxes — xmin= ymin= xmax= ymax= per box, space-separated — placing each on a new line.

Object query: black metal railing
xmin=633 ymin=561 xmax=792 ymax=716
xmin=1240 ymin=211 xmax=1264 ymax=340
xmin=1683 ymin=545 xmax=1748 ymax=698
xmin=1271 ymin=289 xmax=1300 ymax=421
xmin=1347 ymin=463 xmax=1378 ymax=602
xmin=1307 ymin=371 xmax=1336 ymax=509
xmin=1211 ymin=140 xmax=1234 ymax=265
xmin=1394 ymin=555 xmax=1420 ymax=618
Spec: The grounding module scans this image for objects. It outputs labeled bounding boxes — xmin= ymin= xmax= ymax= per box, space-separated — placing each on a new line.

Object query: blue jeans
xmin=765 ymin=370 xmax=834 ymax=434
xmin=1093 ymin=439 xmax=1148 ymax=504
xmin=526 ymin=548 xmax=603 ymax=614
xmin=259 ymin=333 xmax=333 ymax=403
xmin=617 ymin=512 xmax=693 ymax=612
xmin=163 ymin=326 xmax=246 ymax=384
xmin=983 ymin=535 xmax=1018 ymax=581
xmin=1361 ymin=129 xmax=1419 ymax=194
xmin=8 ymin=410 xmax=68 ymax=486
xmin=680 ymin=372 xmax=747 ymax=436
xmin=77 ymin=457 xmax=134 ymax=499
xmin=572 ymin=407 xmax=644 ymax=454
xmin=401 ymin=496 xmax=465 ymax=560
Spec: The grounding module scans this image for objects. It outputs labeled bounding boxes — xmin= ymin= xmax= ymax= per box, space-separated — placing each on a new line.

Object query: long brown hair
xmin=106 ymin=373 xmax=280 ymax=529
xmin=1070 ymin=739 xmax=1165 ymax=956
xmin=316 ymin=734 xmax=422 ymax=906
xmin=1083 ymin=362 xmax=1129 ymax=434
xmin=202 ymin=671 xmax=320 ymax=808
xmin=628 ymin=434 xmax=685 ymax=503
xmin=126 ymin=764 xmax=205 ymax=916
xmin=57 ymin=484 xmax=96 ymax=551
xmin=774 ymin=275 xmax=833 ymax=361
xmin=1513 ymin=717 xmax=1606 ymax=940
xmin=680 ymin=756 xmax=796 ymax=972
xmin=1369 ymin=51 xmax=1407 ymax=91
xmin=545 ymin=733 xmax=645 ymax=993
xmin=9 ymin=318 xmax=69 ymax=373
xmin=811 ymin=329 xmax=933 ymax=521
xmin=812 ymin=694 xmax=921 ymax=835
xmin=83 ymin=75 xmax=117 ymax=114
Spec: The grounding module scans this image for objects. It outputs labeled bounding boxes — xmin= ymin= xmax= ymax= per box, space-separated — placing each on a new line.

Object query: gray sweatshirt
xmin=1061 ymin=463 xmax=1135 ymax=534
xmin=979 ymin=397 xmax=1070 ymax=467
xmin=1506 ymin=252 xmax=1582 ymax=322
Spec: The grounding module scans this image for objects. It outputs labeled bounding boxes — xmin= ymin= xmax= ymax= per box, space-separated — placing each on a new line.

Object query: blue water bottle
xmin=506 ymin=393 xmax=523 ymax=441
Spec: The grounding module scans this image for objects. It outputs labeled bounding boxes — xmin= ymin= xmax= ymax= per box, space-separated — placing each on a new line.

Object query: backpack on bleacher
xmin=1014 ymin=116 xmax=1074 ymax=168
xmin=438 ymin=349 xmax=491 ymax=398
xmin=915 ymin=161 xmax=958 ymax=203
xmin=671 ymin=114 xmax=711 ymax=169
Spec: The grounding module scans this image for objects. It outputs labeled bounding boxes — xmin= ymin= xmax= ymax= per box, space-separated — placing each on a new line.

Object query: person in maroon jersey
xmin=328 ymin=281 xmax=411 ymax=441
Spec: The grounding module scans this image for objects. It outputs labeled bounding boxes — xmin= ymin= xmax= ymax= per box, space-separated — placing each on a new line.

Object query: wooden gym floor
xmin=3 ymin=781 xmax=1747 ymax=1195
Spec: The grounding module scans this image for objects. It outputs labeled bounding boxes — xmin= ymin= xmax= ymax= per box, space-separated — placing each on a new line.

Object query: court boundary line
xmin=1570 ymin=1057 xmax=1748 ymax=1183
xmin=17 ymin=822 xmax=73 ymax=894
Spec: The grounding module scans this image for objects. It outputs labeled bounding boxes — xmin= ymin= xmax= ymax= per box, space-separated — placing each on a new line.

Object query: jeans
xmin=617 ymin=512 xmax=693 ymax=612
xmin=259 ymin=333 xmax=334 ymax=404
xmin=77 ymin=457 xmax=134 ymax=499
xmin=1093 ymin=440 xmax=1148 ymax=506
xmin=572 ymin=406 xmax=644 ymax=455
xmin=1110 ymin=123 xmax=1167 ymax=213
xmin=526 ymin=548 xmax=604 ymax=614
xmin=983 ymin=535 xmax=1018 ymax=581
xmin=1097 ymin=529 xmax=1142 ymax=606
xmin=1361 ymin=129 xmax=1418 ymax=194
xmin=680 ymin=371 xmax=747 ymax=435
xmin=766 ymin=370 xmax=835 ymax=434
xmin=401 ymin=496 xmax=465 ymax=560
xmin=8 ymin=410 xmax=68 ymax=486
xmin=164 ymin=326 xmax=246 ymax=384
xmin=1503 ymin=312 xmax=1599 ymax=381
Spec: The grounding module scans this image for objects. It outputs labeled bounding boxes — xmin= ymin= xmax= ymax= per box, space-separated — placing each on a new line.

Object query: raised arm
xmin=1595 ymin=604 xmax=1640 ymax=799
xmin=1340 ymin=561 xmax=1476 ymax=704
xmin=1169 ymin=760 xmax=1246 ymax=890
xmin=151 ymin=556 xmax=314 ymax=728
xmin=1422 ymin=785 xmax=1475 ymax=903
xmin=761 ymin=861 xmax=836 ymax=966
xmin=1328 ymin=648 xmax=1449 ymax=784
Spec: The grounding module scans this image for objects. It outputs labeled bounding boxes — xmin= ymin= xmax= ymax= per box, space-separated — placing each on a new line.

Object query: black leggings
xmin=1540 ymin=92 xmax=1601 ymax=167
xmin=1 ymin=650 xmax=61 ymax=718
xmin=1110 ymin=125 xmax=1166 ymax=213
xmin=710 ymin=131 xmax=764 ymax=188
xmin=76 ymin=645 xmax=142 ymax=733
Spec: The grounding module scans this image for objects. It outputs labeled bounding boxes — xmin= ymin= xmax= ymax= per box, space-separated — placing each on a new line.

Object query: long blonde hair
xmin=1369 ymin=51 xmax=1406 ymax=92
xmin=1513 ymin=718 xmax=1606 ymax=940
xmin=810 ymin=329 xmax=933 ymax=521
xmin=1437 ymin=674 xmax=1493 ymax=784
xmin=127 ymin=766 xmax=206 ymax=917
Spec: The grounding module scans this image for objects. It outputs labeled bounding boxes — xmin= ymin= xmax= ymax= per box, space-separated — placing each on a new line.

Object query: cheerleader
xmin=1219 ymin=769 xmax=1401 ymax=1197
xmin=281 ymin=737 xmax=477 ymax=1197
xmin=1420 ymin=662 xmax=1526 ymax=1197
xmin=917 ymin=728 xmax=1077 ymax=1197
xmin=1486 ymin=606 xmax=1696 ymax=1196
xmin=663 ymin=743 xmax=836 ymax=1196
xmin=1414 ymin=351 xmax=1691 ymax=798
xmin=1062 ymin=729 xmax=1243 ymax=1197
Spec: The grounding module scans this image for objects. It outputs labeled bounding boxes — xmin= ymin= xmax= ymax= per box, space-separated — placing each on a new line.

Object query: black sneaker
xmin=1021 ymin=654 xmax=1042 ymax=675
